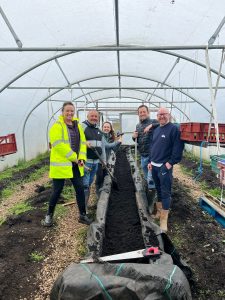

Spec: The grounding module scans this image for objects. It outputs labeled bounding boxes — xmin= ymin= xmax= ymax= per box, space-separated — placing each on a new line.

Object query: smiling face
xmin=102 ymin=122 xmax=112 ymax=133
xmin=138 ymin=106 xmax=149 ymax=121
xmin=87 ymin=110 xmax=99 ymax=125
xmin=62 ymin=104 xmax=75 ymax=123
xmin=157 ymin=107 xmax=170 ymax=126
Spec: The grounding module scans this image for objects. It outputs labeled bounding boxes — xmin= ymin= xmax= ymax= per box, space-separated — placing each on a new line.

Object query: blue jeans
xmin=141 ymin=156 xmax=155 ymax=189
xmin=152 ymin=164 xmax=173 ymax=210
xmin=83 ymin=162 xmax=99 ymax=191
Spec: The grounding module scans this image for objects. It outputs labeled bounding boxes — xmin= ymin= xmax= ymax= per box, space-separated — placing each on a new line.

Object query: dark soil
xmin=181 ymin=156 xmax=220 ymax=189
xmin=0 ymin=187 xmax=52 ymax=299
xmin=0 ymin=157 xmax=49 ymax=198
xmin=102 ymin=149 xmax=146 ymax=256
xmin=169 ymin=179 xmax=225 ymax=300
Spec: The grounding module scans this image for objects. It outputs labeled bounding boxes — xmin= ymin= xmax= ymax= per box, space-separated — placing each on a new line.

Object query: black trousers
xmin=48 ymin=165 xmax=86 ymax=215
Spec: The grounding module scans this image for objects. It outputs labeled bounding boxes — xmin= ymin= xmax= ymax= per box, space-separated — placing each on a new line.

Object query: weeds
xmin=29 ymin=251 xmax=44 ymax=262
xmin=9 ymin=202 xmax=33 ymax=215
xmin=76 ymin=227 xmax=88 ymax=257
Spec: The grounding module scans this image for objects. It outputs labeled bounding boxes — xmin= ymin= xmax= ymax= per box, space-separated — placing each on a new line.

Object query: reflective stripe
xmin=88 ymin=140 xmax=102 ymax=147
xmin=66 ymin=150 xmax=74 ymax=158
xmin=81 ymin=141 xmax=86 ymax=145
xmin=52 ymin=139 xmax=70 ymax=147
xmin=50 ymin=162 xmax=72 ymax=166
xmin=86 ymin=158 xmax=99 ymax=163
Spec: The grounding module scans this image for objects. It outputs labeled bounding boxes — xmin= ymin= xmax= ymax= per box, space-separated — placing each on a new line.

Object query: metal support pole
xmin=0 ymin=6 xmax=23 ymax=48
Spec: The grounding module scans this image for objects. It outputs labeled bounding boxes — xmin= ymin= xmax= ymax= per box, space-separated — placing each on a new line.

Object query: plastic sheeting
xmin=50 ymin=262 xmax=192 ymax=300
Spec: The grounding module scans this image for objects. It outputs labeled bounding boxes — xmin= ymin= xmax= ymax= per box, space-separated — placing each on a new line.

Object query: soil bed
xmin=0 ymin=157 xmax=49 ymax=198
xmin=169 ymin=174 xmax=225 ymax=299
xmin=102 ymin=149 xmax=158 ymax=256
xmin=0 ymin=188 xmax=52 ymax=299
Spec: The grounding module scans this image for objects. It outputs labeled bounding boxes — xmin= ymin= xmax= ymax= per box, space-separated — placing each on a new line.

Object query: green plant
xmin=77 ymin=227 xmax=88 ymax=257
xmin=9 ymin=202 xmax=33 ymax=215
xmin=54 ymin=204 xmax=67 ymax=218
xmin=29 ymin=251 xmax=44 ymax=262
xmin=61 ymin=185 xmax=74 ymax=201
xmin=0 ymin=217 xmax=6 ymax=226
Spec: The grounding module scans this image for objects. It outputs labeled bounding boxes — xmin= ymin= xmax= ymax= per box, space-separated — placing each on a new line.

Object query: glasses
xmin=157 ymin=113 xmax=169 ymax=116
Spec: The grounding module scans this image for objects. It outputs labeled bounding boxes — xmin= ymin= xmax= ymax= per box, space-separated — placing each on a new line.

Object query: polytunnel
xmin=0 ymin=1 xmax=225 ymax=299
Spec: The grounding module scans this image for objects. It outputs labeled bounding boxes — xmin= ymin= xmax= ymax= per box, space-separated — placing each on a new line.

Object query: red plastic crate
xmin=220 ymin=168 xmax=225 ymax=185
xmin=180 ymin=122 xmax=225 ymax=143
xmin=0 ymin=134 xmax=17 ymax=156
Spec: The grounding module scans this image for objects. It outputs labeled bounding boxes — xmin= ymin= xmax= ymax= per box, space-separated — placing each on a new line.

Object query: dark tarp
xmin=50 ymin=262 xmax=192 ymax=300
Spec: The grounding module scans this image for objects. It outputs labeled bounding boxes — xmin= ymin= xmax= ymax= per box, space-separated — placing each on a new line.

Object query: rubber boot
xmin=160 ymin=209 xmax=169 ymax=232
xmin=152 ymin=202 xmax=162 ymax=220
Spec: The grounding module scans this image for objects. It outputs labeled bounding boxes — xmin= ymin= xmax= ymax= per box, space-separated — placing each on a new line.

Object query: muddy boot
xmin=78 ymin=213 xmax=93 ymax=225
xmin=160 ymin=209 xmax=169 ymax=232
xmin=152 ymin=202 xmax=162 ymax=220
xmin=42 ymin=214 xmax=53 ymax=227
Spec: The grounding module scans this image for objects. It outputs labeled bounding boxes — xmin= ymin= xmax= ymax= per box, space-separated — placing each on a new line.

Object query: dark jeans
xmin=48 ymin=165 xmax=86 ymax=215
xmin=152 ymin=164 xmax=173 ymax=210
xmin=96 ymin=164 xmax=108 ymax=192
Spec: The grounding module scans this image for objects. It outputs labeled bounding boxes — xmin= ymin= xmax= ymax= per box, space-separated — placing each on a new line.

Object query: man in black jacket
xmin=82 ymin=110 xmax=106 ymax=206
xmin=148 ymin=107 xmax=184 ymax=232
xmin=132 ymin=105 xmax=159 ymax=190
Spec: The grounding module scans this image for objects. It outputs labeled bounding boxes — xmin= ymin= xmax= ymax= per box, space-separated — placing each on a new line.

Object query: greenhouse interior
xmin=0 ymin=1 xmax=225 ymax=299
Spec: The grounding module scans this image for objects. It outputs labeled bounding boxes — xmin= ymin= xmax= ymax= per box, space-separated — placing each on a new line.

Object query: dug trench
xmin=101 ymin=149 xmax=158 ymax=257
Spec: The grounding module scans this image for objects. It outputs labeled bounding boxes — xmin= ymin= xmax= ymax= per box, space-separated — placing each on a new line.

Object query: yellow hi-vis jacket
xmin=49 ymin=116 xmax=87 ymax=178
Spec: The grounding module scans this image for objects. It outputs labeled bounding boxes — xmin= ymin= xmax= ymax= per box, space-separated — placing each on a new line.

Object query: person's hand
xmin=133 ymin=131 xmax=138 ymax=139
xmin=144 ymin=124 xmax=152 ymax=133
xmin=86 ymin=141 xmax=91 ymax=148
xmin=148 ymin=163 xmax=152 ymax=170
xmin=165 ymin=162 xmax=172 ymax=170
xmin=118 ymin=136 xmax=122 ymax=143
xmin=78 ymin=160 xmax=84 ymax=167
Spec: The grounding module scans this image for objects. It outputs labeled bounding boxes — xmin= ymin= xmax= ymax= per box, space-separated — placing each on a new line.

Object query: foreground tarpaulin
xmin=50 ymin=262 xmax=192 ymax=300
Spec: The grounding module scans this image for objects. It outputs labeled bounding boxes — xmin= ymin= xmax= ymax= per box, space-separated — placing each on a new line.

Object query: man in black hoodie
xmin=132 ymin=105 xmax=159 ymax=189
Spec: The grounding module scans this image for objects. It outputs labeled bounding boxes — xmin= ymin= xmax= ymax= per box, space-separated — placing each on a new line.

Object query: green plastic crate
xmin=210 ymin=155 xmax=225 ymax=174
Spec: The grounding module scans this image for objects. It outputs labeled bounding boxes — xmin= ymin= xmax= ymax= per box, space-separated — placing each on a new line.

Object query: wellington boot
xmin=160 ymin=209 xmax=169 ymax=232
xmin=152 ymin=202 xmax=162 ymax=220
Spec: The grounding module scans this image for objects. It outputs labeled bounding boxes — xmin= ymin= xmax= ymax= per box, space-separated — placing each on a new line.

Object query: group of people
xmin=133 ymin=105 xmax=184 ymax=232
xmin=43 ymin=101 xmax=122 ymax=227
xmin=43 ymin=101 xmax=184 ymax=232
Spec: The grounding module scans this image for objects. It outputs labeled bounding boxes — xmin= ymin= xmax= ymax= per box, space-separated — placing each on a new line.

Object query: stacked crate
xmin=180 ymin=122 xmax=225 ymax=143
xmin=0 ymin=134 xmax=17 ymax=157
xmin=217 ymin=159 xmax=225 ymax=186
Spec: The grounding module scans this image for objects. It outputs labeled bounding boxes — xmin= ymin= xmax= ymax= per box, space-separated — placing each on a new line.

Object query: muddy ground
xmin=0 ymin=151 xmax=224 ymax=299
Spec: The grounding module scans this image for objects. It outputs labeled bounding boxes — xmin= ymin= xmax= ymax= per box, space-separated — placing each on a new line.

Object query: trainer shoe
xmin=42 ymin=214 xmax=53 ymax=227
xmin=78 ymin=214 xmax=93 ymax=225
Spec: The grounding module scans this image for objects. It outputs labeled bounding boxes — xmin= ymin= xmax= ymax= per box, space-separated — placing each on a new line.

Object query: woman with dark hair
xmin=95 ymin=121 xmax=122 ymax=196
xmin=43 ymin=101 xmax=92 ymax=226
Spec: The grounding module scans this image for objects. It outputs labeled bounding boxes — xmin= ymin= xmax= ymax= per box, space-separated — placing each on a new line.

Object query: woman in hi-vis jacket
xmin=43 ymin=101 xmax=92 ymax=226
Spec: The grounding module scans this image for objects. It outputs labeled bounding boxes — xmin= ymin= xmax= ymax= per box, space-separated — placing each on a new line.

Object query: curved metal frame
xmin=46 ymin=94 xmax=190 ymax=150
xmin=22 ymin=73 xmax=210 ymax=159
xmin=22 ymin=77 xmax=191 ymax=159
xmin=1 ymin=45 xmax=225 ymax=96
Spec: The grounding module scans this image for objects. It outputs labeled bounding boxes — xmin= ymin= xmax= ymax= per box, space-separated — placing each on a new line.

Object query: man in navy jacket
xmin=148 ymin=107 xmax=184 ymax=232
